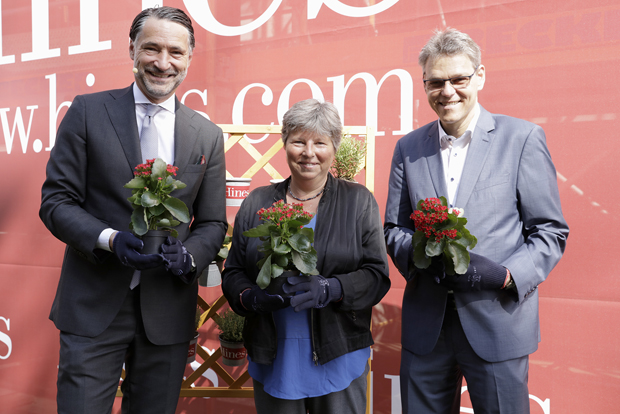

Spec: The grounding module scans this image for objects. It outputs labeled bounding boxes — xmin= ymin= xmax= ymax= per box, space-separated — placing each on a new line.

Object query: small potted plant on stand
xmin=123 ymin=158 xmax=190 ymax=253
xmin=331 ymin=134 xmax=366 ymax=182
xmin=187 ymin=307 xmax=202 ymax=364
xmin=199 ymin=234 xmax=231 ymax=287
xmin=215 ymin=309 xmax=246 ymax=366
xmin=242 ymin=199 xmax=318 ymax=292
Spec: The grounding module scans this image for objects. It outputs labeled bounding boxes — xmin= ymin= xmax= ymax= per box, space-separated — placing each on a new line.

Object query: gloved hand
xmin=283 ymin=275 xmax=342 ymax=312
xmin=112 ymin=231 xmax=164 ymax=270
xmin=439 ymin=253 xmax=506 ymax=292
xmin=160 ymin=236 xmax=193 ymax=277
xmin=241 ymin=285 xmax=290 ymax=314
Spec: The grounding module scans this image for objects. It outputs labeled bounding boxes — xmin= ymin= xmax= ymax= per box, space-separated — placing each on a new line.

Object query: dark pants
xmin=253 ymin=362 xmax=369 ymax=414
xmin=56 ymin=287 xmax=189 ymax=414
xmin=400 ymin=302 xmax=530 ymax=414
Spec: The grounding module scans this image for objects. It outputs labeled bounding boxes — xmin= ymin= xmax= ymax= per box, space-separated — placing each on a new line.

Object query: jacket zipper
xmin=311 ymin=308 xmax=319 ymax=365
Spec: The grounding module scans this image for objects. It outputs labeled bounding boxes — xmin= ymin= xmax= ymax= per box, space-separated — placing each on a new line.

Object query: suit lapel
xmin=454 ymin=106 xmax=495 ymax=209
xmin=173 ymin=99 xmax=198 ymax=176
xmin=425 ymin=122 xmax=449 ymax=198
xmin=105 ymin=86 xmax=142 ymax=171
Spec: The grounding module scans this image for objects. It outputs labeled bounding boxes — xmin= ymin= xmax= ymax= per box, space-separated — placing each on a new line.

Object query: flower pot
xmin=265 ymin=270 xmax=299 ymax=297
xmin=141 ymin=230 xmax=169 ymax=255
xmin=187 ymin=332 xmax=199 ymax=364
xmin=219 ymin=335 xmax=247 ymax=366
xmin=225 ymin=177 xmax=252 ymax=207
xmin=199 ymin=261 xmax=222 ymax=287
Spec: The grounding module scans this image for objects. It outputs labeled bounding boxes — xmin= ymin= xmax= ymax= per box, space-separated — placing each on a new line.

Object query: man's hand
xmin=414 ymin=256 xmax=445 ymax=284
xmin=112 ymin=231 xmax=164 ymax=270
xmin=283 ymin=275 xmax=342 ymax=312
xmin=240 ymin=285 xmax=290 ymax=314
xmin=161 ymin=236 xmax=193 ymax=277
xmin=439 ymin=253 xmax=506 ymax=292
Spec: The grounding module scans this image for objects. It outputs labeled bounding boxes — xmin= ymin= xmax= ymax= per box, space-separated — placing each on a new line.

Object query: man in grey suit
xmin=39 ymin=6 xmax=227 ymax=414
xmin=384 ymin=28 xmax=568 ymax=414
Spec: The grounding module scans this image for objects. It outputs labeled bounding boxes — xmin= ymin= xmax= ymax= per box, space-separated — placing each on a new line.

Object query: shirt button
xmin=450 ymin=178 xmax=455 ymax=182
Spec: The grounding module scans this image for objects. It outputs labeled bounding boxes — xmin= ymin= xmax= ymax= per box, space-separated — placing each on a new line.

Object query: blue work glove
xmin=283 ymin=275 xmax=343 ymax=312
xmin=160 ymin=236 xmax=193 ymax=277
xmin=439 ymin=253 xmax=506 ymax=292
xmin=112 ymin=231 xmax=164 ymax=270
xmin=241 ymin=285 xmax=290 ymax=314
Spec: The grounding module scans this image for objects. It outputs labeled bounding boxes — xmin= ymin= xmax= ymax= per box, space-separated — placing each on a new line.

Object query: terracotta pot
xmin=141 ymin=230 xmax=169 ymax=255
xmin=187 ymin=332 xmax=199 ymax=364
xmin=219 ymin=335 xmax=247 ymax=366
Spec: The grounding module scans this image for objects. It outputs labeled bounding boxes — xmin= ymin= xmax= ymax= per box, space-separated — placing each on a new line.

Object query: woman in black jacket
xmin=221 ymin=98 xmax=390 ymax=414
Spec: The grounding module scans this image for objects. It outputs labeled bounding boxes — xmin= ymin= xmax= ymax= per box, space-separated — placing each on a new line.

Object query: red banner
xmin=1 ymin=0 xmax=618 ymax=413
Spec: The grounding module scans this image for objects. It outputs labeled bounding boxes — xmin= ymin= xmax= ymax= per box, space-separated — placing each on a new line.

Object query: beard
xmin=136 ymin=64 xmax=187 ymax=100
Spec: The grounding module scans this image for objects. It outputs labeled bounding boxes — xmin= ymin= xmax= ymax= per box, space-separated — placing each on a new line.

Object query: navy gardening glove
xmin=241 ymin=285 xmax=290 ymax=314
xmin=160 ymin=236 xmax=193 ymax=278
xmin=440 ymin=253 xmax=506 ymax=292
xmin=284 ymin=275 xmax=342 ymax=312
xmin=112 ymin=231 xmax=164 ymax=270
xmin=414 ymin=256 xmax=446 ymax=284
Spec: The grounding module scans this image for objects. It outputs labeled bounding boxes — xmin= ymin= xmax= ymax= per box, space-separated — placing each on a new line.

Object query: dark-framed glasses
xmin=423 ymin=66 xmax=480 ymax=92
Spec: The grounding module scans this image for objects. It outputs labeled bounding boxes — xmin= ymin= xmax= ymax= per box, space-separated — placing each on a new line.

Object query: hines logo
xmin=0 ymin=317 xmax=11 ymax=360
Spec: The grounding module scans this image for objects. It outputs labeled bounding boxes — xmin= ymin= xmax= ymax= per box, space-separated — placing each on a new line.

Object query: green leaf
xmin=271 ymin=264 xmax=284 ymax=279
xmin=151 ymin=158 xmax=167 ymax=177
xmin=425 ymin=238 xmax=445 ymax=257
xmin=131 ymin=207 xmax=148 ymax=236
xmin=141 ymin=191 xmax=160 ymax=207
xmin=274 ymin=254 xmax=289 ymax=268
xmin=124 ymin=176 xmax=146 ymax=189
xmin=298 ymin=227 xmax=314 ymax=243
xmin=163 ymin=197 xmax=190 ymax=223
xmin=243 ymin=223 xmax=272 ymax=238
xmin=256 ymin=255 xmax=272 ymax=289
xmin=273 ymin=243 xmax=291 ymax=254
xmin=435 ymin=213 xmax=457 ymax=230
xmin=446 ymin=242 xmax=470 ymax=274
xmin=291 ymin=250 xmax=317 ymax=274
xmin=412 ymin=241 xmax=431 ymax=269
xmin=288 ymin=233 xmax=312 ymax=253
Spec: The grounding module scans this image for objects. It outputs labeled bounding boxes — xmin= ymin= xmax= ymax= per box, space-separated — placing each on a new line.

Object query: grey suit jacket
xmin=40 ymin=85 xmax=227 ymax=345
xmin=384 ymin=106 xmax=568 ymax=362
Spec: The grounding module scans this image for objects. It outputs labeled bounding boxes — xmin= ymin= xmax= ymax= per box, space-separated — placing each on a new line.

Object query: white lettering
xmin=45 ymin=74 xmax=72 ymax=151
xmin=277 ymin=78 xmax=325 ymax=122
xmin=0 ymin=105 xmax=38 ymax=154
xmin=183 ymin=0 xmax=283 ymax=37
xmin=328 ymin=69 xmax=413 ymax=136
xmin=232 ymin=83 xmax=274 ymax=143
xmin=308 ymin=0 xmax=400 ymax=19
xmin=68 ymin=0 xmax=112 ymax=55
xmin=0 ymin=0 xmax=15 ymax=65
xmin=21 ymin=0 xmax=60 ymax=62
xmin=180 ymin=89 xmax=210 ymax=119
xmin=460 ymin=386 xmax=550 ymax=414
xmin=0 ymin=317 xmax=11 ymax=360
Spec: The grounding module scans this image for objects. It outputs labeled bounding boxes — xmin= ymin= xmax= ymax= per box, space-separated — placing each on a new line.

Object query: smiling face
xmin=285 ymin=131 xmax=336 ymax=187
xmin=129 ymin=17 xmax=193 ymax=104
xmin=424 ymin=54 xmax=485 ymax=137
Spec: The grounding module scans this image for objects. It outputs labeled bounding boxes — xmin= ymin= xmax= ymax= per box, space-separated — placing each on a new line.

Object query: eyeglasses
xmin=423 ymin=66 xmax=480 ymax=92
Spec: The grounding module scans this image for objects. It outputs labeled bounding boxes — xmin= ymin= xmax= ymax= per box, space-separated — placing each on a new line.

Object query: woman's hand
xmin=284 ymin=275 xmax=342 ymax=312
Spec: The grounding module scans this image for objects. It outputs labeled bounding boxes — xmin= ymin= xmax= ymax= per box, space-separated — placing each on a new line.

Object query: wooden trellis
xmin=118 ymin=124 xmax=376 ymax=411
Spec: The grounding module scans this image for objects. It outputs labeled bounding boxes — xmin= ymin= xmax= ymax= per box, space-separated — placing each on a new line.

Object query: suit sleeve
xmin=39 ymin=95 xmax=109 ymax=263
xmin=384 ymin=140 xmax=416 ymax=281
xmin=501 ymin=125 xmax=569 ymax=303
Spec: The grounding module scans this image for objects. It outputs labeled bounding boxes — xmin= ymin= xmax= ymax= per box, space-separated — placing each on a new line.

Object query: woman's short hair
xmin=129 ymin=6 xmax=195 ymax=51
xmin=281 ymin=99 xmax=343 ymax=151
xmin=418 ymin=28 xmax=480 ymax=70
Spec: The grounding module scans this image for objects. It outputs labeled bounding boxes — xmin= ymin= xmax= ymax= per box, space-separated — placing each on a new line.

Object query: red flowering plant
xmin=243 ymin=199 xmax=319 ymax=289
xmin=124 ymin=158 xmax=190 ymax=238
xmin=411 ymin=196 xmax=477 ymax=275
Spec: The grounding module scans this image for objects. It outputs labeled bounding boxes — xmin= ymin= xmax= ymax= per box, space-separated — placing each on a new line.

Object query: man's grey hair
xmin=129 ymin=6 xmax=195 ymax=51
xmin=418 ymin=28 xmax=481 ymax=71
xmin=281 ymin=99 xmax=343 ymax=151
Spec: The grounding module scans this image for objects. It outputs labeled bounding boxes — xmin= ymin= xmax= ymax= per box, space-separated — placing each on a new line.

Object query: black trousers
xmin=56 ymin=287 xmax=189 ymax=414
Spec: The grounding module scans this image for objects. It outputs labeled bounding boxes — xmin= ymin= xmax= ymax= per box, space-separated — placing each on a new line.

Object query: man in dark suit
xmin=384 ymin=28 xmax=569 ymax=414
xmin=39 ymin=6 xmax=227 ymax=414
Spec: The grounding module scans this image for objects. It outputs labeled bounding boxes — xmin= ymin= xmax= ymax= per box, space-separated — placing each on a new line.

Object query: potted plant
xmin=331 ymin=134 xmax=366 ymax=182
xmin=242 ymin=199 xmax=318 ymax=291
xmin=199 ymin=234 xmax=232 ymax=287
xmin=215 ymin=309 xmax=246 ymax=366
xmin=123 ymin=158 xmax=190 ymax=253
xmin=187 ymin=307 xmax=202 ymax=364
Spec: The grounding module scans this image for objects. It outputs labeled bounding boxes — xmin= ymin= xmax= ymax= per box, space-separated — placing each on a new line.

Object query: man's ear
xmin=476 ymin=64 xmax=486 ymax=91
xmin=129 ymin=39 xmax=135 ymax=60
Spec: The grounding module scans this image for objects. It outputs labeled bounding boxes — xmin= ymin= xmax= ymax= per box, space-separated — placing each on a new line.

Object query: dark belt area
xmin=446 ymin=292 xmax=457 ymax=311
